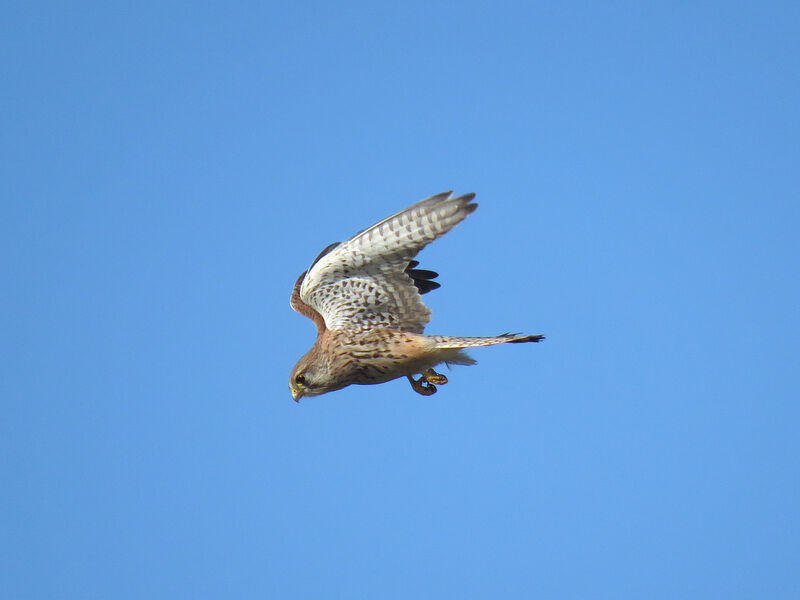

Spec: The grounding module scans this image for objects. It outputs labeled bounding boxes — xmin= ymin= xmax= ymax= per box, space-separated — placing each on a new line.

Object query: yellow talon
xmin=423 ymin=369 xmax=448 ymax=385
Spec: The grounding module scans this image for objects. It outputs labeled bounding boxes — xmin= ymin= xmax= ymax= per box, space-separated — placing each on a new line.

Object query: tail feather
xmin=430 ymin=333 xmax=545 ymax=349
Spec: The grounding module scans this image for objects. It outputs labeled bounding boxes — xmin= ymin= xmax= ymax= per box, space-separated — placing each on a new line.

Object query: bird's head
xmin=288 ymin=345 xmax=344 ymax=401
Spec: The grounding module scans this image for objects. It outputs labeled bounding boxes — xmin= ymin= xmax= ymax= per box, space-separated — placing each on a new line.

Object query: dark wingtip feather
xmin=454 ymin=192 xmax=478 ymax=213
xmin=414 ymin=280 xmax=441 ymax=294
xmin=405 ymin=262 xmax=441 ymax=295
xmin=407 ymin=268 xmax=438 ymax=280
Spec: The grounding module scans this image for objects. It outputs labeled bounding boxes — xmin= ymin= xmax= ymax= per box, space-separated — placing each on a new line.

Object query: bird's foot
xmin=407 ymin=374 xmax=437 ymax=396
xmin=422 ymin=368 xmax=448 ymax=385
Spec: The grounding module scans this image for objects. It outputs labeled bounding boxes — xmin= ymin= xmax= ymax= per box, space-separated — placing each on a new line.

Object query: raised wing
xmin=298 ymin=191 xmax=477 ymax=333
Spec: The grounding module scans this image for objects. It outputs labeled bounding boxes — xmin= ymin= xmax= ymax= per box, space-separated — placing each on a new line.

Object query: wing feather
xmin=298 ymin=191 xmax=477 ymax=333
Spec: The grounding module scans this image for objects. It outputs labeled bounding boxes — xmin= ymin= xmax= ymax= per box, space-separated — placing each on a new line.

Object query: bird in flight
xmin=289 ymin=191 xmax=544 ymax=401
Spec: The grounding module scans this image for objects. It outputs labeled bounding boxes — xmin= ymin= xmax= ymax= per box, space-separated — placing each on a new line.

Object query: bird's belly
xmin=340 ymin=332 xmax=435 ymax=385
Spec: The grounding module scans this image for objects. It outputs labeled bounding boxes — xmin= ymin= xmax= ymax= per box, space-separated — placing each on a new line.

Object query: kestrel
xmin=289 ymin=191 xmax=544 ymax=401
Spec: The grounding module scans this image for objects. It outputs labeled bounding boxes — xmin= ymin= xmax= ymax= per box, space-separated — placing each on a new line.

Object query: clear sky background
xmin=3 ymin=1 xmax=799 ymax=598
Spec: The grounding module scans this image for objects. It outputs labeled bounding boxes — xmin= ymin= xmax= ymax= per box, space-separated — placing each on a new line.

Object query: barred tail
xmin=430 ymin=333 xmax=545 ymax=349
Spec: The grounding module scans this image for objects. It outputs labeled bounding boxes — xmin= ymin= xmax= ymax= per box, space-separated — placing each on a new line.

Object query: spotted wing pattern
xmin=298 ymin=191 xmax=477 ymax=334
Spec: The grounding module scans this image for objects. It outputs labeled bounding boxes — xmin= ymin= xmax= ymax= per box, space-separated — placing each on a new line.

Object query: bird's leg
xmin=407 ymin=374 xmax=437 ymax=396
xmin=422 ymin=368 xmax=448 ymax=385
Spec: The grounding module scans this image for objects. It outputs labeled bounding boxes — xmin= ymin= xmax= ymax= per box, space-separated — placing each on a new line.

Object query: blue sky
xmin=3 ymin=1 xmax=799 ymax=598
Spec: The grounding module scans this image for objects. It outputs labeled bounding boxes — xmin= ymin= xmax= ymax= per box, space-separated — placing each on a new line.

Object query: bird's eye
xmin=295 ymin=374 xmax=306 ymax=386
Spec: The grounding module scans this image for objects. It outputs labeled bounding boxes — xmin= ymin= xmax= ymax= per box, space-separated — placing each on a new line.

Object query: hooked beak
xmin=290 ymin=387 xmax=303 ymax=402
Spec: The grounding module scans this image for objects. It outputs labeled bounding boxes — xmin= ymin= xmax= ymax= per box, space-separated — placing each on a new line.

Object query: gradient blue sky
xmin=3 ymin=1 xmax=799 ymax=598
